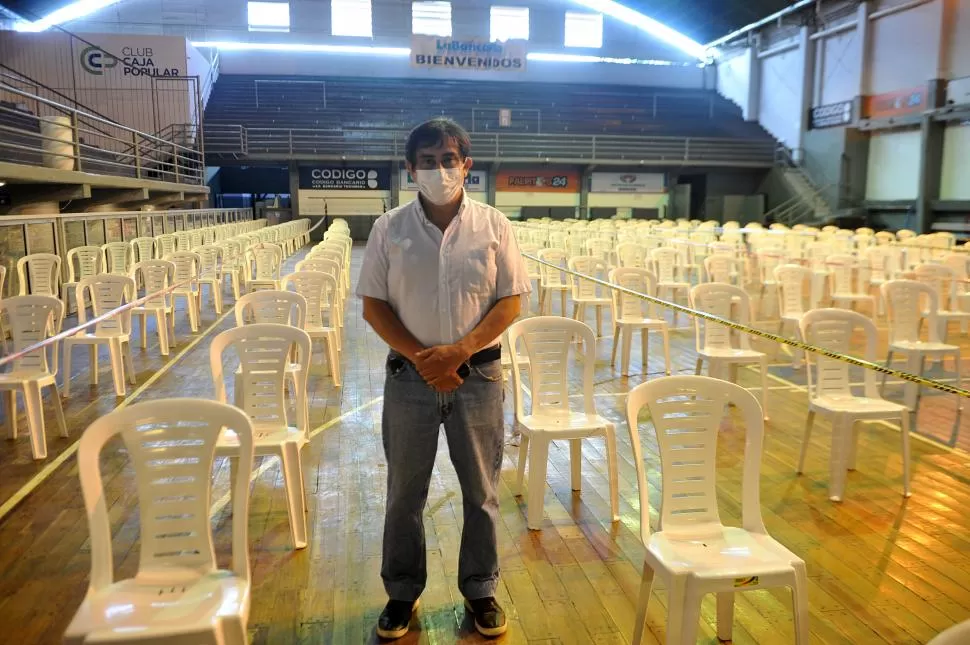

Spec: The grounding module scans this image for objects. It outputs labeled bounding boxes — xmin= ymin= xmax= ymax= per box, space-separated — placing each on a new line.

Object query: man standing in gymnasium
xmin=357 ymin=118 xmax=530 ymax=639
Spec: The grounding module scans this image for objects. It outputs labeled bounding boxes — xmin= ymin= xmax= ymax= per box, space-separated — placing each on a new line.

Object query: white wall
xmin=815 ymin=26 xmax=860 ymax=106
xmin=865 ymin=129 xmax=921 ymax=200
xmin=758 ymin=41 xmax=804 ymax=150
xmin=716 ymin=48 xmax=751 ymax=117
xmin=867 ymin=0 xmax=943 ymax=94
xmin=940 ymin=124 xmax=970 ymax=200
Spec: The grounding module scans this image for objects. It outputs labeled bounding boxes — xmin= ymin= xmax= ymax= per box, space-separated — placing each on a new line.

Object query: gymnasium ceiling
xmin=2 ymin=0 xmax=800 ymax=44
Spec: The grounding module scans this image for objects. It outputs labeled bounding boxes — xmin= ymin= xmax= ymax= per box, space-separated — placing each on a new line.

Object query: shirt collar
xmin=415 ymin=189 xmax=470 ymax=230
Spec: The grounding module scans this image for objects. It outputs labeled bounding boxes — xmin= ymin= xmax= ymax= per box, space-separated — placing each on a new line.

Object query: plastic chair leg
xmin=846 ymin=420 xmax=861 ymax=471
xmin=89 ymin=345 xmax=99 ymax=386
xmin=327 ymin=334 xmax=341 ymax=388
xmin=640 ymin=328 xmax=649 ymax=375
xmin=759 ymin=356 xmax=769 ymax=420
xmin=123 ymin=342 xmax=137 ymax=385
xmin=604 ymin=425 xmax=619 ymax=523
xmin=514 ymin=434 xmax=529 ymax=496
xmin=62 ymin=343 xmax=73 ymax=397
xmin=631 ymin=562 xmax=655 ymax=645
xmin=156 ymin=311 xmax=170 ymax=356
xmin=797 ymin=411 xmax=815 ymax=474
xmin=791 ymin=563 xmax=811 ymax=644
xmin=716 ymin=591 xmax=735 ymax=641
xmin=661 ymin=328 xmax=672 ymax=376
xmin=664 ymin=575 xmax=688 ymax=645
xmin=280 ymin=442 xmax=308 ymax=549
xmin=4 ymin=390 xmax=16 ymax=439
xmin=569 ymin=439 xmax=582 ymax=492
xmin=559 ymin=291 xmax=567 ymax=318
xmin=610 ymin=325 xmax=620 ymax=367
xmin=678 ymin=589 xmax=702 ymax=645
xmin=595 ymin=305 xmax=603 ymax=338
xmin=138 ymin=314 xmax=148 ymax=350
xmin=526 ymin=438 xmax=549 ymax=530
xmin=108 ymin=339 xmax=127 ymax=397
xmin=900 ymin=412 xmax=912 ymax=498
xmin=50 ymin=384 xmax=68 ymax=437
xmin=829 ymin=416 xmax=851 ymax=502
xmin=620 ymin=326 xmax=633 ymax=377
xmin=22 ymin=382 xmax=47 ymax=460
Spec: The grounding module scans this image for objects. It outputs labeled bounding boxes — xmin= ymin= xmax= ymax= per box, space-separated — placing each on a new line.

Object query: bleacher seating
xmin=204 ymin=75 xmax=773 ymax=139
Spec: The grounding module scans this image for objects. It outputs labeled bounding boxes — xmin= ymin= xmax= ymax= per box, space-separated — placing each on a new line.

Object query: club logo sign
xmin=590 ymin=172 xmax=665 ymax=194
xmin=809 ymin=101 xmax=854 ymax=129
xmin=299 ymin=166 xmax=391 ymax=190
xmin=79 ymin=44 xmax=181 ymax=77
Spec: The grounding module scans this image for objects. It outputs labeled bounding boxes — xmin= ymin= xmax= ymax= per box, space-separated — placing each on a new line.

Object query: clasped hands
xmin=413 ymin=342 xmax=472 ymax=393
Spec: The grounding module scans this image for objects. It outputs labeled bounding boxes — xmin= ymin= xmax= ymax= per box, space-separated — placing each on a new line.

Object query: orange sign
xmin=863 ymin=86 xmax=928 ymax=119
xmin=496 ymin=169 xmax=580 ymax=193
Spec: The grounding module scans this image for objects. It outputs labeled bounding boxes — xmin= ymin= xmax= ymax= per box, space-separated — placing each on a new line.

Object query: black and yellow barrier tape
xmin=525 ymin=253 xmax=970 ymax=399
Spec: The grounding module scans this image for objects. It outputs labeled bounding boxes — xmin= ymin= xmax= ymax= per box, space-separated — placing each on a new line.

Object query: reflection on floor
xmin=0 ymin=247 xmax=968 ymax=644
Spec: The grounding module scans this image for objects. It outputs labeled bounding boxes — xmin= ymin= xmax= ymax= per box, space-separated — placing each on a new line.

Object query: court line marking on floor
xmin=209 ymin=395 xmax=384 ymax=516
xmin=0 ymin=308 xmax=235 ymax=523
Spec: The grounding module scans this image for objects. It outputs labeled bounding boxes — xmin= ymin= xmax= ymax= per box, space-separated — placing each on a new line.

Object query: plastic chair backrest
xmin=76 ymin=274 xmax=135 ymax=335
xmin=690 ymin=283 xmax=753 ymax=352
xmin=197 ymin=245 xmax=222 ymax=280
xmin=17 ymin=253 xmax=61 ymax=297
xmin=155 ymin=234 xmax=177 ymax=259
xmin=800 ymin=308 xmax=880 ymax=401
xmin=757 ymin=250 xmax=787 ymax=282
xmin=650 ymin=247 xmax=679 ymax=284
xmin=282 ymin=271 xmax=338 ymax=328
xmin=66 ymin=246 xmax=104 ymax=284
xmin=174 ymin=231 xmax=192 ymax=252
xmin=518 ymin=244 xmax=541 ymax=277
xmin=625 ymin=375 xmax=766 ymax=542
xmin=704 ymin=255 xmax=740 ymax=284
xmin=616 ymin=242 xmax=645 ymax=268
xmin=168 ymin=251 xmax=200 ymax=284
xmin=252 ymin=244 xmax=283 ymax=280
xmin=0 ymin=295 xmax=63 ymax=375
xmin=943 ymin=253 xmax=970 ymax=282
xmin=826 ymin=253 xmax=865 ymax=295
xmin=131 ymin=237 xmax=156 ymax=264
xmin=78 ymin=398 xmax=254 ymax=591
xmin=234 ymin=290 xmax=307 ymax=329
xmin=507 ymin=316 xmax=596 ymax=419
xmin=131 ymin=260 xmax=175 ymax=309
xmin=882 ymin=279 xmax=943 ymax=344
xmin=567 ymin=256 xmax=607 ymax=300
xmin=189 ymin=230 xmax=204 ymax=250
xmin=537 ymin=248 xmax=567 ymax=287
xmin=102 ymin=242 xmax=132 ymax=276
xmin=609 ymin=267 xmax=659 ymax=321
xmin=310 ymin=248 xmax=344 ymax=268
xmin=209 ymin=323 xmax=310 ymax=435
xmin=296 ymin=257 xmax=342 ymax=284
xmin=775 ymin=264 xmax=812 ymax=317
xmin=914 ymin=263 xmax=956 ymax=309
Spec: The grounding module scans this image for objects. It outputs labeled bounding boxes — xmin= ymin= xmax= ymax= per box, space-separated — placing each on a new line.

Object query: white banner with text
xmin=410 ymin=36 xmax=526 ymax=72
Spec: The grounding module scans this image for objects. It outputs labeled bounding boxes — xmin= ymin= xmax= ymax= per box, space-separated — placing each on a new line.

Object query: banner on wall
xmin=590 ymin=172 xmax=665 ymax=193
xmin=496 ymin=169 xmax=580 ymax=193
xmin=299 ymin=166 xmax=391 ymax=190
xmin=410 ymin=36 xmax=526 ymax=72
xmin=74 ymin=34 xmax=185 ymax=79
xmin=809 ymin=101 xmax=854 ymax=129
xmin=863 ymin=86 xmax=928 ymax=119
xmin=401 ymin=169 xmax=488 ymax=192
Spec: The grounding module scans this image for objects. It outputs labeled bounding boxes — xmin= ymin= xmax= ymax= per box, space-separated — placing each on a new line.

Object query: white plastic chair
xmin=155 ymin=233 xmax=177 ymax=259
xmin=296 ymin=256 xmax=345 ymax=335
xmin=220 ymin=238 xmax=248 ymax=299
xmin=197 ymin=245 xmax=225 ymax=315
xmin=102 ymin=241 xmax=133 ymax=276
xmin=210 ymin=323 xmax=312 ymax=549
xmin=507 ymin=316 xmax=619 ymax=531
xmin=129 ymin=260 xmax=176 ymax=356
xmin=130 ymin=237 xmax=155 ymax=265
xmin=914 ymin=263 xmax=970 ymax=341
xmin=929 ymin=620 xmax=970 ymax=645
xmin=703 ymin=254 xmax=742 ymax=285
xmin=754 ymin=249 xmax=786 ymax=319
xmin=234 ymin=290 xmax=307 ymax=328
xmin=626 ymin=375 xmax=809 ymax=645
xmin=826 ymin=254 xmax=876 ymax=316
xmin=567 ymin=256 xmax=611 ymax=337
xmin=799 ymin=309 xmax=911 ymax=502
xmin=689 ymin=283 xmax=769 ymax=419
xmin=608 ymin=268 xmax=670 ymax=377
xmin=616 ymin=242 xmax=646 ymax=269
xmin=63 ymin=246 xmax=104 ymax=314
xmin=247 ymin=243 xmax=284 ymax=293
xmin=518 ymin=243 xmax=542 ymax=313
xmin=881 ymin=280 xmax=964 ymax=413
xmin=64 ymin=398 xmax=254 ymax=645
xmin=282 ymin=271 xmax=342 ymax=387
xmin=63 ymin=274 xmax=137 ymax=398
xmin=17 ymin=253 xmax=61 ymax=297
xmin=650 ymin=247 xmax=690 ymax=326
xmin=169 ymin=251 xmax=202 ymax=333
xmin=0 ymin=295 xmax=67 ymax=460
xmin=775 ymin=264 xmax=813 ymax=367
xmin=537 ymin=248 xmax=570 ymax=316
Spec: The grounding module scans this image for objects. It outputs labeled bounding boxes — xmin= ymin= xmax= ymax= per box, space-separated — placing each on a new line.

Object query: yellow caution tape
xmin=525 ymin=253 xmax=970 ymax=399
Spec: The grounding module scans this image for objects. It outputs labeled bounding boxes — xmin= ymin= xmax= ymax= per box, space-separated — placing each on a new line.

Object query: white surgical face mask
xmin=415 ymin=168 xmax=463 ymax=206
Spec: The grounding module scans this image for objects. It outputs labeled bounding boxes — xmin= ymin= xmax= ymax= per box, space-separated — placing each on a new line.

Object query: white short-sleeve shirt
xmin=357 ymin=192 xmax=532 ymax=349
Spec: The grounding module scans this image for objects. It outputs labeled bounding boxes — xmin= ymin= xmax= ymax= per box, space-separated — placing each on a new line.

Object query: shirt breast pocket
xmin=464 ymin=247 xmax=497 ymax=294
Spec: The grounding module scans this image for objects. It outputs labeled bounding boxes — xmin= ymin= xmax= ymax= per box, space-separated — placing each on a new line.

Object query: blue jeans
xmin=380 ymin=352 xmax=504 ymax=602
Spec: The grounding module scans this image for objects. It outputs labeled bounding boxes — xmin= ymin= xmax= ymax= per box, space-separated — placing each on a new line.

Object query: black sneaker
xmin=464 ymin=597 xmax=508 ymax=637
xmin=376 ymin=599 xmax=420 ymax=640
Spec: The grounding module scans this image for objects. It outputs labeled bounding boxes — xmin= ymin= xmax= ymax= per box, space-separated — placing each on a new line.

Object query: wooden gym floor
xmin=0 ymin=246 xmax=968 ymax=644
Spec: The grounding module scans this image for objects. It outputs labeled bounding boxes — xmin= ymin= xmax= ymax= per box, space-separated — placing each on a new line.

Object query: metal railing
xmin=0 ymin=81 xmax=204 ymax=186
xmin=203 ymin=124 xmax=777 ymax=166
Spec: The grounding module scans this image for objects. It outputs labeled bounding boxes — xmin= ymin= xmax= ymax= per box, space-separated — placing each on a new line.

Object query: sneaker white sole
xmin=464 ymin=600 xmax=508 ymax=637
xmin=376 ymin=599 xmax=420 ymax=640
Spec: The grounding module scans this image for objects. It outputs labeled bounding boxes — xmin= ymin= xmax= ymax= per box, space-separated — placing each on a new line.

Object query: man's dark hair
xmin=405 ymin=118 xmax=471 ymax=165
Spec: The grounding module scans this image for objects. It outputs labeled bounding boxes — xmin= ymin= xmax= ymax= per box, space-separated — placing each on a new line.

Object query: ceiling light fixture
xmin=13 ymin=0 xmax=127 ymax=32
xmin=567 ymin=0 xmax=712 ymax=60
